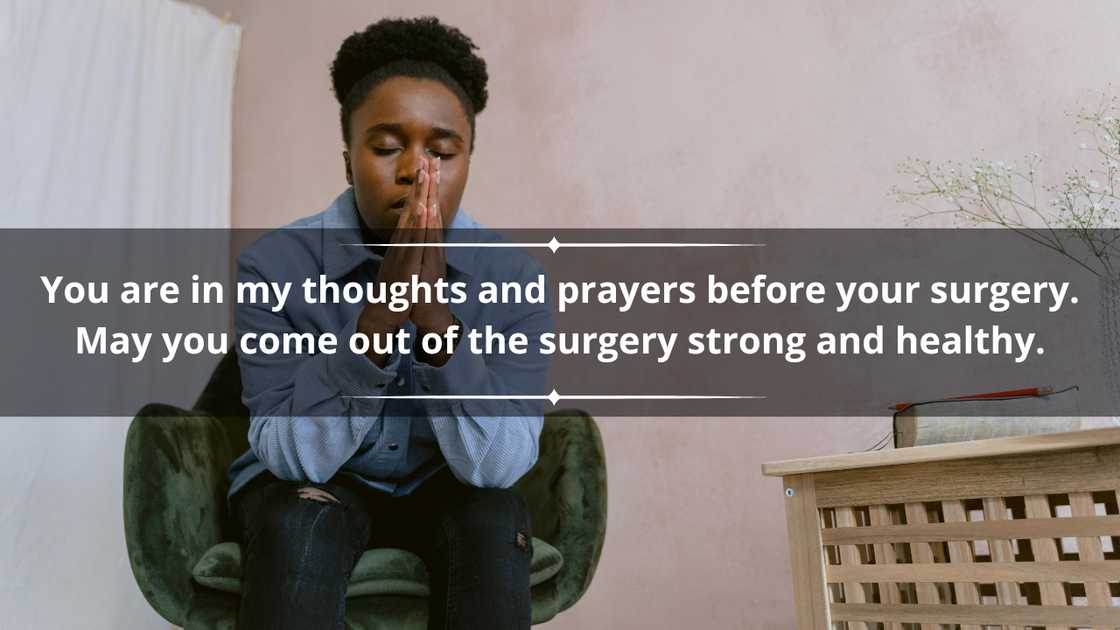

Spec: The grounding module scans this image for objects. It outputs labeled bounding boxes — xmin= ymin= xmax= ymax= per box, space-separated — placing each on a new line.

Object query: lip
xmin=389 ymin=196 xmax=408 ymax=210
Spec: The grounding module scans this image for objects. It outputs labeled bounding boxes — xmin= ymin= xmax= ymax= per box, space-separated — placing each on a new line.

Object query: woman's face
xmin=344 ymin=76 xmax=472 ymax=237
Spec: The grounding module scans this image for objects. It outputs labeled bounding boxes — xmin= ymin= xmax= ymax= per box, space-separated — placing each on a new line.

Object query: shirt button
xmin=396 ymin=377 xmax=405 ymax=386
xmin=387 ymin=443 xmax=399 ymax=451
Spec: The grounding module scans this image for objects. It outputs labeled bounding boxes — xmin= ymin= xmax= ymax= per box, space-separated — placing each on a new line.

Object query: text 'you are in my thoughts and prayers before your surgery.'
xmin=45 ymin=274 xmax=1074 ymax=365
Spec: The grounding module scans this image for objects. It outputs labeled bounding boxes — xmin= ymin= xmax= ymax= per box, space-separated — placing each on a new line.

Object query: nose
xmin=394 ymin=148 xmax=427 ymax=187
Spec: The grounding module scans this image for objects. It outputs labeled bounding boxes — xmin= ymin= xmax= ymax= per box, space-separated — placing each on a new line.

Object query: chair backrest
xmin=192 ymin=353 xmax=250 ymax=454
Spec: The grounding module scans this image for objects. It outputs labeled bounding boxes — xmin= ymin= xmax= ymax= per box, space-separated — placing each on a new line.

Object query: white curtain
xmin=0 ymin=0 xmax=239 ymax=627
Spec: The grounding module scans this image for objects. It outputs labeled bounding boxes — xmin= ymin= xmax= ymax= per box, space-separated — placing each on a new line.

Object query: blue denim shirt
xmin=226 ymin=188 xmax=552 ymax=500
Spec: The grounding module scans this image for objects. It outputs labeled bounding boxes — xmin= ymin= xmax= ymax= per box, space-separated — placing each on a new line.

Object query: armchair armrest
xmin=123 ymin=403 xmax=243 ymax=625
xmin=516 ymin=409 xmax=608 ymax=613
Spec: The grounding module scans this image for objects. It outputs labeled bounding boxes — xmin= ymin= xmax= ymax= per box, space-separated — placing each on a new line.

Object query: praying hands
xmin=357 ymin=157 xmax=460 ymax=367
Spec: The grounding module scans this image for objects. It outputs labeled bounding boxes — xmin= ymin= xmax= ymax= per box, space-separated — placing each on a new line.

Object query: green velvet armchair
xmin=123 ymin=353 xmax=607 ymax=629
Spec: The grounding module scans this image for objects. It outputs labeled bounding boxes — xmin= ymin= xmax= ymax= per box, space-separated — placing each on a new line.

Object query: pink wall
xmin=187 ymin=0 xmax=1120 ymax=626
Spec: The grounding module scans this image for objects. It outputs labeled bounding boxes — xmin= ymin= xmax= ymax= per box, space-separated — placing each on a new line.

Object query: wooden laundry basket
xmin=762 ymin=427 xmax=1120 ymax=629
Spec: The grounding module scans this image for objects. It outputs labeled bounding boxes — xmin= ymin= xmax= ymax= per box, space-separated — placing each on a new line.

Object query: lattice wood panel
xmin=770 ymin=431 xmax=1120 ymax=630
xmin=818 ymin=491 xmax=1120 ymax=629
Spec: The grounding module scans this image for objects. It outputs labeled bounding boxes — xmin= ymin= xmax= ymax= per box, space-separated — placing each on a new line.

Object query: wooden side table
xmin=762 ymin=427 xmax=1120 ymax=629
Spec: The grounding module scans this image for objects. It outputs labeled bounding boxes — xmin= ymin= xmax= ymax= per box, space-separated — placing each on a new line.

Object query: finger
xmin=420 ymin=181 xmax=444 ymax=283
xmin=394 ymin=180 xmax=413 ymax=230
xmin=410 ymin=160 xmax=430 ymax=229
xmin=423 ymin=211 xmax=447 ymax=286
xmin=403 ymin=160 xmax=429 ymax=268
xmin=400 ymin=159 xmax=430 ymax=232
xmin=425 ymin=157 xmax=444 ymax=245
xmin=426 ymin=156 xmax=440 ymax=223
xmin=388 ymin=164 xmax=424 ymax=245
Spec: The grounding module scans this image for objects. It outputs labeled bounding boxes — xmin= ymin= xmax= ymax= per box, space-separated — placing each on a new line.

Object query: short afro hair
xmin=330 ymin=16 xmax=488 ymax=151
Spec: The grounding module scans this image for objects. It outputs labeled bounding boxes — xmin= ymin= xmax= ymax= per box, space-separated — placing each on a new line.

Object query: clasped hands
xmin=359 ymin=157 xmax=459 ymax=368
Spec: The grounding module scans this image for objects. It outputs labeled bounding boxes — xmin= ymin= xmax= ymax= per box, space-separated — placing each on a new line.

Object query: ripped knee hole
xmin=296 ymin=486 xmax=340 ymax=504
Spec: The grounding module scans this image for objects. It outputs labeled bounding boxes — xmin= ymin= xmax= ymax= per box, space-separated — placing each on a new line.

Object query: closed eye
xmin=371 ymin=146 xmax=456 ymax=159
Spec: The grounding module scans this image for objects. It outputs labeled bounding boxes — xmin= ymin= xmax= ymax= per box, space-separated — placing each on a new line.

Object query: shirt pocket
xmin=350 ymin=416 xmax=384 ymax=457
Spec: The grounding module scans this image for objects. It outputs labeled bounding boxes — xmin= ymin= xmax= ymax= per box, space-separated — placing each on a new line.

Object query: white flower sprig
xmin=892 ymin=89 xmax=1120 ymax=279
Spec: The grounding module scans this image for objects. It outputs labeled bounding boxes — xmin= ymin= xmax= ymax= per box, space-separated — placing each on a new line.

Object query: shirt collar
xmin=321 ymin=187 xmax=479 ymax=281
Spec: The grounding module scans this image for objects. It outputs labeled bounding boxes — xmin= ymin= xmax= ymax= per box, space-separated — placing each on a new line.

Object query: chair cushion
xmin=192 ymin=538 xmax=564 ymax=598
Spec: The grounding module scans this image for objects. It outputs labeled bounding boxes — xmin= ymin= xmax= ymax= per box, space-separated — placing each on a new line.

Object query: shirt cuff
xmin=412 ymin=317 xmax=488 ymax=405
xmin=327 ymin=311 xmax=401 ymax=402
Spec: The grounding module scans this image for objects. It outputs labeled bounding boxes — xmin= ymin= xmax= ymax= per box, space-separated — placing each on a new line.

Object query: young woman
xmin=225 ymin=16 xmax=552 ymax=630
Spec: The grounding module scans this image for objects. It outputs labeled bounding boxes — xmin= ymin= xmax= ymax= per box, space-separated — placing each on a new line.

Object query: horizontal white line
xmin=341 ymin=242 xmax=765 ymax=248
xmin=342 ymin=394 xmax=765 ymax=400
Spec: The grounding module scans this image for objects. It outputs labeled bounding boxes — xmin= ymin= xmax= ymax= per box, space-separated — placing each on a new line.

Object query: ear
xmin=343 ymin=150 xmax=353 ymax=186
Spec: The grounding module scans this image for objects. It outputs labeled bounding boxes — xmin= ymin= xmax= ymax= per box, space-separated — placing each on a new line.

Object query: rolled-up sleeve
xmin=236 ymin=253 xmax=399 ymax=483
xmin=414 ymin=261 xmax=553 ymax=488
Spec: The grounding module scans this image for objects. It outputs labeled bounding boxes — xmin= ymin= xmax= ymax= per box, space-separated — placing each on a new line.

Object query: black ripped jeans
xmin=231 ymin=467 xmax=533 ymax=630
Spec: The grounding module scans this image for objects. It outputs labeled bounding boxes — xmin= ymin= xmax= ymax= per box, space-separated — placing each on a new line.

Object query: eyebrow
xmin=364 ymin=123 xmax=464 ymax=143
